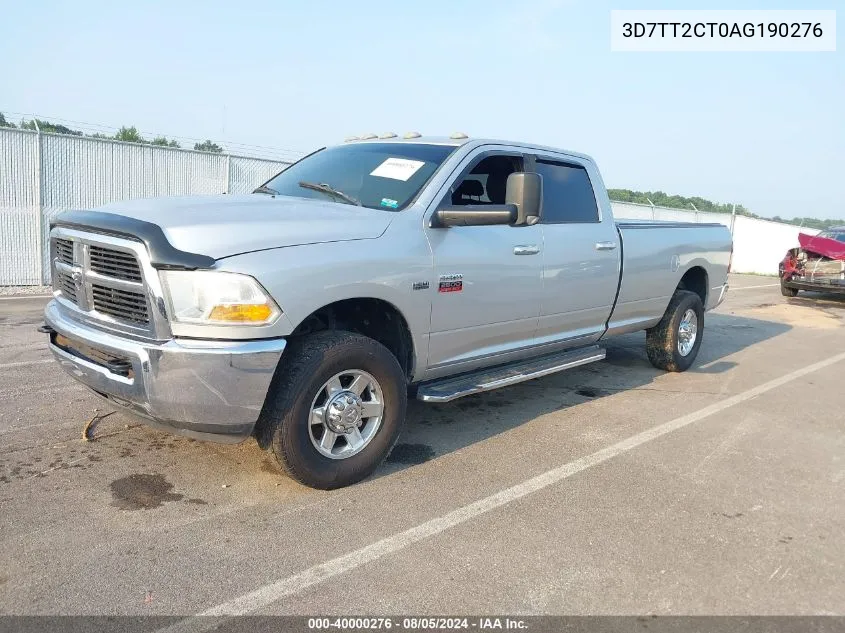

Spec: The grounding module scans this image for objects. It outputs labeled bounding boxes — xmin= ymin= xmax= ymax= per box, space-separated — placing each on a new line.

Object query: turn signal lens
xmin=208 ymin=303 xmax=274 ymax=323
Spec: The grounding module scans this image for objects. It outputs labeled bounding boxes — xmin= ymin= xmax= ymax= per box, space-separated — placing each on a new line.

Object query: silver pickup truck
xmin=43 ymin=136 xmax=732 ymax=489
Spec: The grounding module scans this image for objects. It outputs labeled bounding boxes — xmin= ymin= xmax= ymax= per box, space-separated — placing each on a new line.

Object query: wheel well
xmin=290 ymin=299 xmax=415 ymax=378
xmin=678 ymin=266 xmax=708 ymax=305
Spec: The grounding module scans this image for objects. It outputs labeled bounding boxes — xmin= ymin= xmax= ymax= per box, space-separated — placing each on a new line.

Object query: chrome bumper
xmin=44 ymin=300 xmax=286 ymax=443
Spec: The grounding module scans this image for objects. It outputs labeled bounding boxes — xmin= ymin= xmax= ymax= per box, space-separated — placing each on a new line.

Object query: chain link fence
xmin=0 ymin=127 xmax=290 ymax=285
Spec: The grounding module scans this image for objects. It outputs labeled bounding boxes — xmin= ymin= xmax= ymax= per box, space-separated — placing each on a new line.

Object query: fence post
xmin=34 ymin=121 xmax=45 ymax=285
xmin=690 ymin=202 xmax=700 ymax=223
xmin=225 ymin=154 xmax=231 ymax=194
xmin=730 ymin=203 xmax=737 ymax=236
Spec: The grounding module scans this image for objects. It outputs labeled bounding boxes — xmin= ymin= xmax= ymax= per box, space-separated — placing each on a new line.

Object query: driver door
xmin=423 ymin=150 xmax=543 ymax=376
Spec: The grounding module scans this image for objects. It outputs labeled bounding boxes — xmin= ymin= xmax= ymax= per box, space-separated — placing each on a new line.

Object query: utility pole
xmin=34 ymin=118 xmax=44 ymax=284
xmin=730 ymin=203 xmax=737 ymax=236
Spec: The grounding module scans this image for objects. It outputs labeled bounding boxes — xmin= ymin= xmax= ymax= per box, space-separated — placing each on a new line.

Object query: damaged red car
xmin=779 ymin=227 xmax=845 ymax=297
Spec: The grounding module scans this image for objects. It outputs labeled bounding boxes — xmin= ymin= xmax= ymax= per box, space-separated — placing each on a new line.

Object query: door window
xmin=450 ymin=155 xmax=524 ymax=206
xmin=536 ymin=160 xmax=599 ymax=223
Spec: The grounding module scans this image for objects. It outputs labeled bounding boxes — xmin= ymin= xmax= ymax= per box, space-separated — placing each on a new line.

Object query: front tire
xmin=781 ymin=281 xmax=799 ymax=297
xmin=259 ymin=330 xmax=407 ymax=489
xmin=646 ymin=290 xmax=704 ymax=372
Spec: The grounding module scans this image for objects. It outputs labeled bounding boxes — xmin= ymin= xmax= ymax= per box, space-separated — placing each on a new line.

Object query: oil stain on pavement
xmin=576 ymin=387 xmax=609 ymax=399
xmin=109 ymin=473 xmax=184 ymax=510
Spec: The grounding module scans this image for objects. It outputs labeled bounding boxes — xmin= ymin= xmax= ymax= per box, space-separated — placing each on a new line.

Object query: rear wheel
xmin=646 ymin=290 xmax=704 ymax=372
xmin=259 ymin=330 xmax=407 ymax=489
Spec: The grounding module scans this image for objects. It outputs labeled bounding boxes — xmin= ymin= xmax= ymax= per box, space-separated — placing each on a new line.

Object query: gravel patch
xmin=0 ymin=285 xmax=52 ymax=297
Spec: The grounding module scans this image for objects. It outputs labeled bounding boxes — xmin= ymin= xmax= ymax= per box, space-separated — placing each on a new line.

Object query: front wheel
xmin=259 ymin=331 xmax=407 ymax=489
xmin=781 ymin=281 xmax=799 ymax=297
xmin=646 ymin=290 xmax=704 ymax=372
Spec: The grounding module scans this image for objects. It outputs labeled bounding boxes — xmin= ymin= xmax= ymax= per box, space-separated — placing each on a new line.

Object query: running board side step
xmin=416 ymin=345 xmax=606 ymax=403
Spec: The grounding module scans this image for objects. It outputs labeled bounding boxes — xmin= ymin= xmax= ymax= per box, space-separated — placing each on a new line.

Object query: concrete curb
xmin=0 ymin=294 xmax=53 ymax=301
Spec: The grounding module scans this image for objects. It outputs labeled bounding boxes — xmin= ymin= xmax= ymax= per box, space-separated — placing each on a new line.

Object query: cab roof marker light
xmin=379 ymin=132 xmax=397 ymax=139
xmin=344 ymin=136 xmax=360 ymax=142
xmin=450 ymin=132 xmax=469 ymax=139
xmin=360 ymin=133 xmax=378 ymax=140
xmin=403 ymin=132 xmax=422 ymax=139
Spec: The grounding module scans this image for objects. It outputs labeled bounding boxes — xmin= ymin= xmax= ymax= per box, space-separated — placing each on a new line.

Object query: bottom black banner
xmin=0 ymin=616 xmax=843 ymax=633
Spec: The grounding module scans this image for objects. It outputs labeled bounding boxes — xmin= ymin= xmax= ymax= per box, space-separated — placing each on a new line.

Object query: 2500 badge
xmin=438 ymin=273 xmax=463 ymax=293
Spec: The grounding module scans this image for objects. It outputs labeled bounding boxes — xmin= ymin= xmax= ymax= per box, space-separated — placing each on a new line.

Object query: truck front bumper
xmin=44 ymin=300 xmax=286 ymax=443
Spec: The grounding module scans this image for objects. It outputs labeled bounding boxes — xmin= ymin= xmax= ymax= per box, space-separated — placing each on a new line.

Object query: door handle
xmin=595 ymin=241 xmax=618 ymax=251
xmin=513 ymin=245 xmax=540 ymax=256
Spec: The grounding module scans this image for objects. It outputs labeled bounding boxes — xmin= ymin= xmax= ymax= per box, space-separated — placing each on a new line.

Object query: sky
xmin=1 ymin=0 xmax=842 ymax=220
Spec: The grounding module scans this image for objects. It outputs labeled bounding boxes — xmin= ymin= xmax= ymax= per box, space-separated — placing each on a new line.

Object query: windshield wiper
xmin=253 ymin=184 xmax=279 ymax=195
xmin=298 ymin=181 xmax=361 ymax=206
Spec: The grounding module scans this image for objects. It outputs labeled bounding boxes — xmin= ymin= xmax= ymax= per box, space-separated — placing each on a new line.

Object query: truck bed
xmin=606 ymin=221 xmax=733 ymax=337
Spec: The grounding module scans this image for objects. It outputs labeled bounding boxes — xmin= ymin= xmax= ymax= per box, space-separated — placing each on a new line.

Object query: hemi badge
xmin=412 ymin=281 xmax=429 ymax=291
xmin=438 ymin=273 xmax=463 ymax=293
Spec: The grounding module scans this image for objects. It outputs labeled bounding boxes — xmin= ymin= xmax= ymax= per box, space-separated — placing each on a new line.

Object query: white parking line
xmin=0 ymin=359 xmax=53 ymax=369
xmin=156 ymin=349 xmax=845 ymax=630
xmin=730 ymin=283 xmax=779 ymax=290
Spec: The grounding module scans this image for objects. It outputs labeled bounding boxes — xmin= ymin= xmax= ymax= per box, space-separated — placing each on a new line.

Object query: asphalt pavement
xmin=1 ymin=274 xmax=843 ymax=617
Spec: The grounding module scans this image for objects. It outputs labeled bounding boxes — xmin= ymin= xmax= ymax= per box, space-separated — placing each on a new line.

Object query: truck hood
xmin=96 ymin=194 xmax=393 ymax=260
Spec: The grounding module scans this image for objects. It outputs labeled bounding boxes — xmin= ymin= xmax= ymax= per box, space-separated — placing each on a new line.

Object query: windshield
xmin=819 ymin=230 xmax=845 ymax=242
xmin=261 ymin=143 xmax=457 ymax=211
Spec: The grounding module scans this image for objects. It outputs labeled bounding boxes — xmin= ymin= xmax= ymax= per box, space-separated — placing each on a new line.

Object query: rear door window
xmin=536 ymin=160 xmax=599 ymax=224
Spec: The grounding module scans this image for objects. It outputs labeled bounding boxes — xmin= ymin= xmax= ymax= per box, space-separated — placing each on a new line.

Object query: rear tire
xmin=646 ymin=290 xmax=704 ymax=372
xmin=781 ymin=281 xmax=799 ymax=297
xmin=259 ymin=330 xmax=407 ymax=490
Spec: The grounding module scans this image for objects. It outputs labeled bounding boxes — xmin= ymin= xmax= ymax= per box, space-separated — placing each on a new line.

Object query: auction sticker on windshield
xmin=370 ymin=158 xmax=426 ymax=181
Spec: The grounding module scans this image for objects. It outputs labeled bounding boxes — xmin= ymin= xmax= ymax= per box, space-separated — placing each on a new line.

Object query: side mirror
xmin=433 ymin=171 xmax=543 ymax=228
xmin=505 ymin=172 xmax=542 ymax=225
xmin=434 ymin=205 xmax=517 ymax=227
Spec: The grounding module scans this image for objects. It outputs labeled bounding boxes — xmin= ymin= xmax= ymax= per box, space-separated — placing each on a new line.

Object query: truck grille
xmin=89 ymin=246 xmax=144 ymax=283
xmin=55 ymin=238 xmax=75 ymax=266
xmin=91 ymin=284 xmax=149 ymax=324
xmin=51 ymin=234 xmax=152 ymax=330
xmin=55 ymin=268 xmax=78 ymax=303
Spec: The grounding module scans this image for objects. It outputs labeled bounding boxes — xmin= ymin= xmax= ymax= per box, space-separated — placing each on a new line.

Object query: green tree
xmin=18 ymin=118 xmax=83 ymax=135
xmin=152 ymin=136 xmax=180 ymax=148
xmin=0 ymin=112 xmax=15 ymax=128
xmin=607 ymin=189 xmax=755 ymax=218
xmin=790 ymin=217 xmax=845 ymax=231
xmin=114 ymin=126 xmax=145 ymax=143
xmin=193 ymin=140 xmax=223 ymax=153
xmin=608 ymin=188 xmax=843 ymax=229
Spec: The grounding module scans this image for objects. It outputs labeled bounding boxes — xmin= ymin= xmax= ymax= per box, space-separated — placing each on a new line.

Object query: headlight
xmin=159 ymin=270 xmax=281 ymax=326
